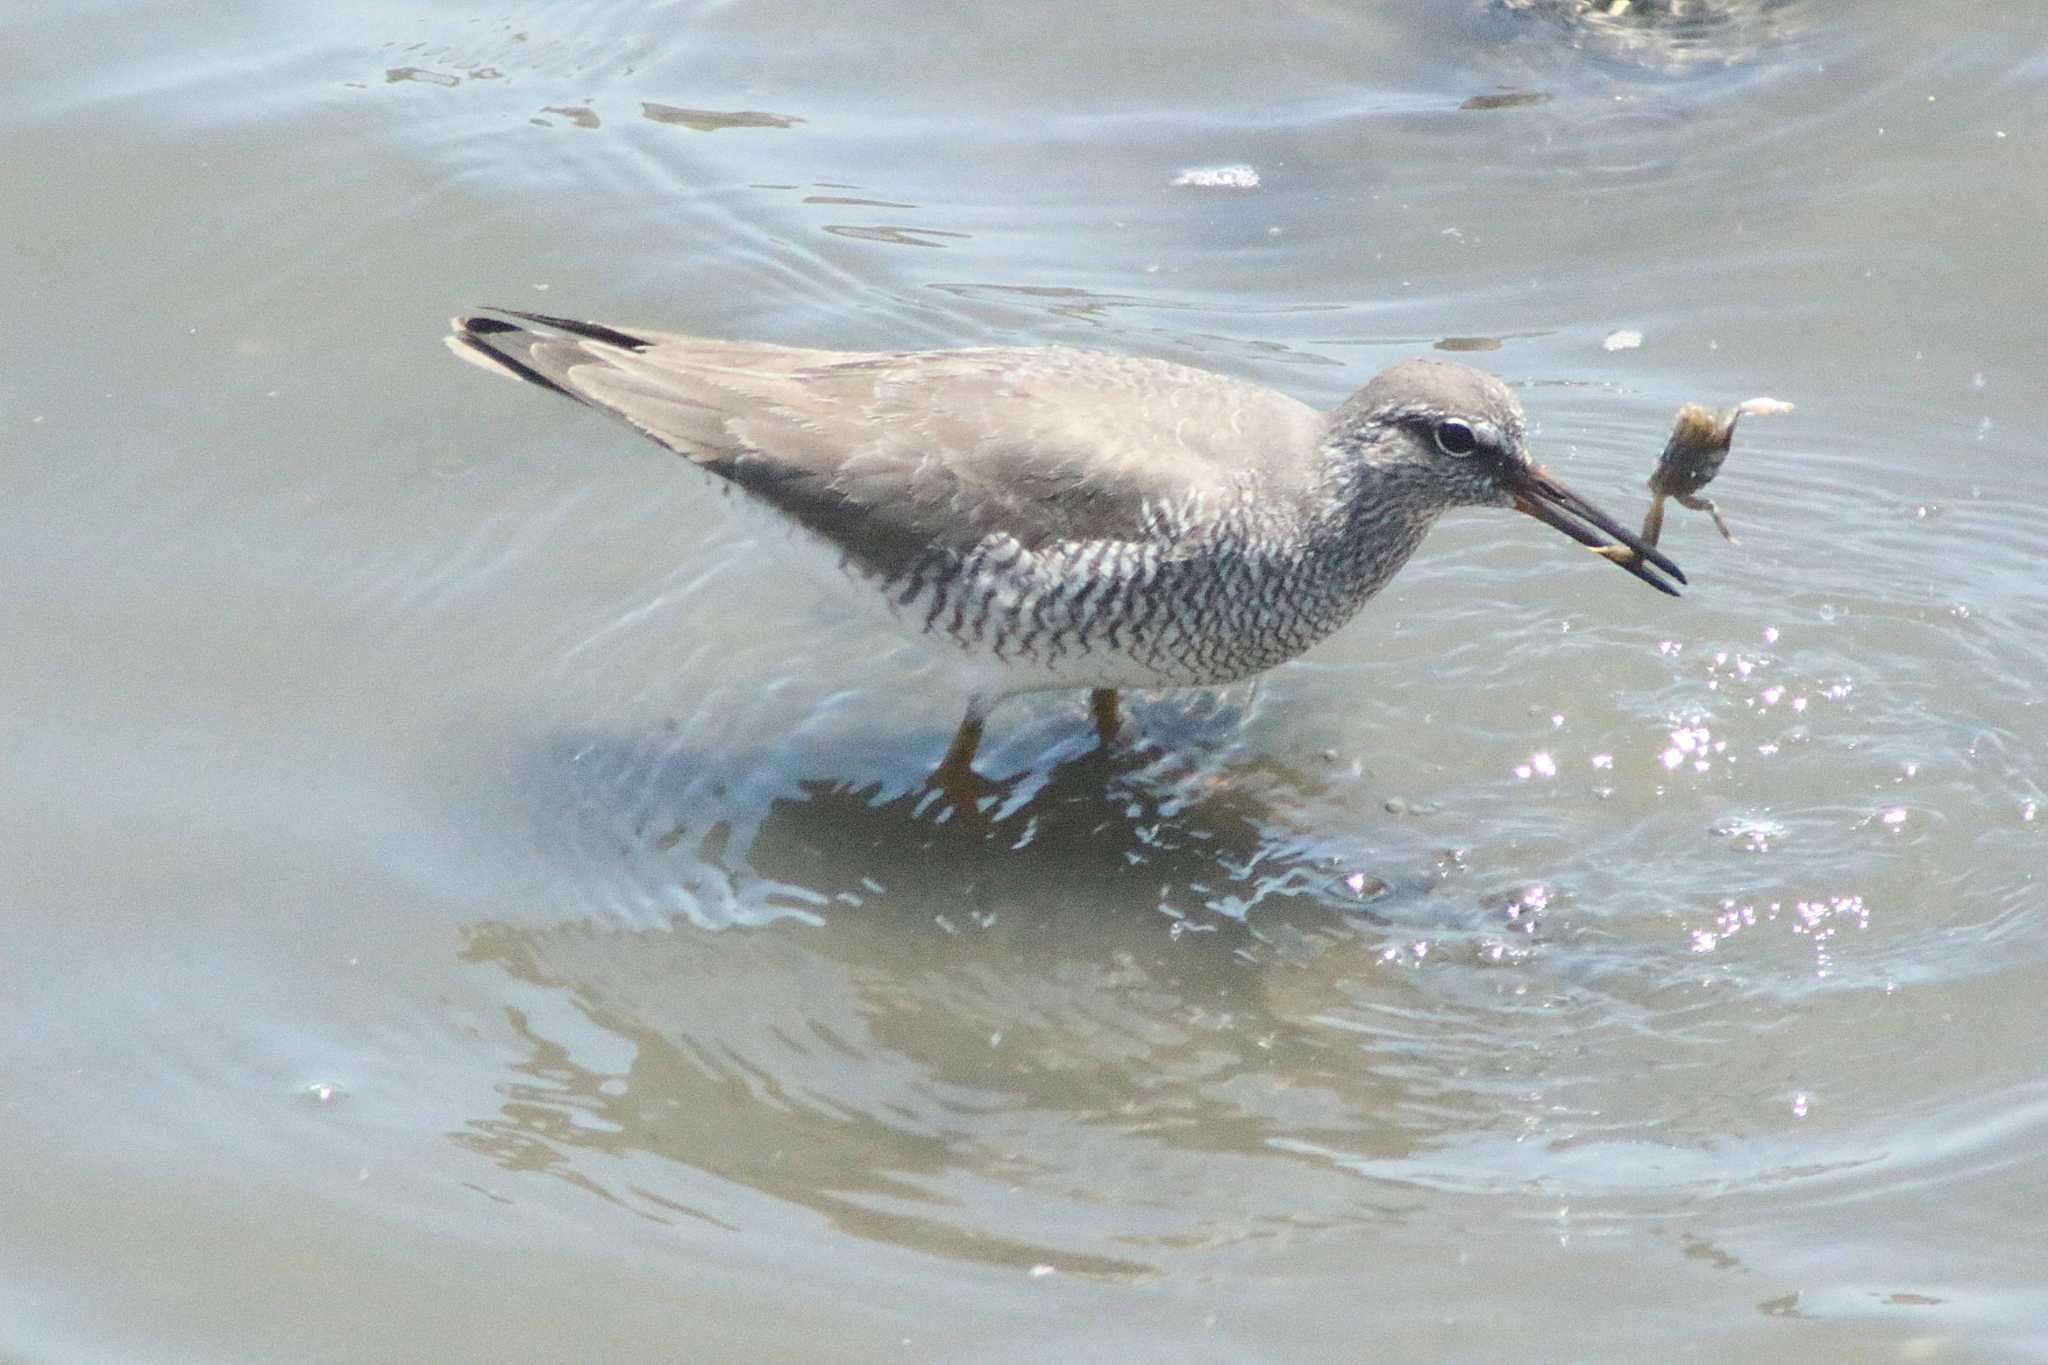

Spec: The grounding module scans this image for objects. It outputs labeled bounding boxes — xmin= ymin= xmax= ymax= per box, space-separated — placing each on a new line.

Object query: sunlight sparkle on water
xmin=1689 ymin=896 xmax=1867 ymax=968
xmin=1661 ymin=723 xmax=1722 ymax=773
xmin=1711 ymin=816 xmax=1782 ymax=853
xmin=1504 ymin=885 xmax=1551 ymax=929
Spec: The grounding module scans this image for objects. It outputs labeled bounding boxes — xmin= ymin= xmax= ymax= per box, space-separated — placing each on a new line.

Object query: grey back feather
xmin=452 ymin=313 xmax=1330 ymax=576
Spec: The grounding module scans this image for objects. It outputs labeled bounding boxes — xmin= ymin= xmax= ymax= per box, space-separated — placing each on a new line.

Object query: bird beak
xmin=1506 ymin=464 xmax=1687 ymax=596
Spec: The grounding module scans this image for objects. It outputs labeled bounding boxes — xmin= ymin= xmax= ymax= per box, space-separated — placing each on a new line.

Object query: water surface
xmin=5 ymin=1 xmax=2047 ymax=1359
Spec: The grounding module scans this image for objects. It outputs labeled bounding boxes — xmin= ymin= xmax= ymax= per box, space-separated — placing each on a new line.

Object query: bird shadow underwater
xmin=503 ymin=692 xmax=1480 ymax=953
xmin=449 ymin=700 xmax=1543 ymax=1276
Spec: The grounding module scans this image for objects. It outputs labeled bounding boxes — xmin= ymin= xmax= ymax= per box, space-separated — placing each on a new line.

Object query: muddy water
xmin=5 ymin=1 xmax=2047 ymax=1359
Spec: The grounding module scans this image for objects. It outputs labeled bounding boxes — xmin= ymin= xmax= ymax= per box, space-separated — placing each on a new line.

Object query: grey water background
xmin=6 ymin=1 xmax=2047 ymax=1359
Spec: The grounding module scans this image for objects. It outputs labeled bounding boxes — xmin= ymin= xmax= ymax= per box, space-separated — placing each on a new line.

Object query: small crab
xmin=1601 ymin=397 xmax=1792 ymax=561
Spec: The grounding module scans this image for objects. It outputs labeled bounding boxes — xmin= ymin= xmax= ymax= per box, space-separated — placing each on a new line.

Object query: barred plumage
xmin=448 ymin=308 xmax=1683 ymax=807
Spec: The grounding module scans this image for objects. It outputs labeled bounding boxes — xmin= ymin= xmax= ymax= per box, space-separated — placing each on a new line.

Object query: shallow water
xmin=6 ymin=1 xmax=2047 ymax=1359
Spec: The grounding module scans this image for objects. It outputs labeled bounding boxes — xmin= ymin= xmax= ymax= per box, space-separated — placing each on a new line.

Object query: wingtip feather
xmin=444 ymin=316 xmax=586 ymax=402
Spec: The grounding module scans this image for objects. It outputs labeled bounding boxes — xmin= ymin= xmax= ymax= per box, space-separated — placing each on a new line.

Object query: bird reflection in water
xmin=449 ymin=713 xmax=1480 ymax=1276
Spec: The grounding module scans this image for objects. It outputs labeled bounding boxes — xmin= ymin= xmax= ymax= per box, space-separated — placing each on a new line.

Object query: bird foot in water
xmin=924 ymin=713 xmax=1002 ymax=824
xmin=1090 ymin=688 xmax=1121 ymax=747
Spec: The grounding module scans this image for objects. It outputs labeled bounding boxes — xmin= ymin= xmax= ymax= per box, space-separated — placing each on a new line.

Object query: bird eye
xmin=1433 ymin=420 xmax=1479 ymax=458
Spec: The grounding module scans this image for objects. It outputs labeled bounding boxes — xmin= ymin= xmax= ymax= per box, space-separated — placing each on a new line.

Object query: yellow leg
xmin=1090 ymin=688 xmax=1120 ymax=746
xmin=927 ymin=706 xmax=997 ymax=818
xmin=933 ymin=712 xmax=983 ymax=784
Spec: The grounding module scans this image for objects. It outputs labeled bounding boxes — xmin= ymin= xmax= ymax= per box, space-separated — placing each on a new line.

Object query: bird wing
xmin=449 ymin=310 xmax=1327 ymax=576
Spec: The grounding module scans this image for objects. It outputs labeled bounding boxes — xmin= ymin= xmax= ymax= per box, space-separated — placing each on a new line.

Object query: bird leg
xmin=1090 ymin=688 xmax=1120 ymax=746
xmin=932 ymin=711 xmax=984 ymax=787
xmin=927 ymin=706 xmax=997 ymax=819
xmin=1676 ymin=492 xmax=1738 ymax=544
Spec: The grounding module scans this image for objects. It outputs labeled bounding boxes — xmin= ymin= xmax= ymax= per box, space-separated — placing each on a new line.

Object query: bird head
xmin=1328 ymin=358 xmax=1685 ymax=596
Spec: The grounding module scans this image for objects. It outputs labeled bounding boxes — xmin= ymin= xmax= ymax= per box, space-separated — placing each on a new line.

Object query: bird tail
xmin=444 ymin=308 xmax=655 ymax=404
